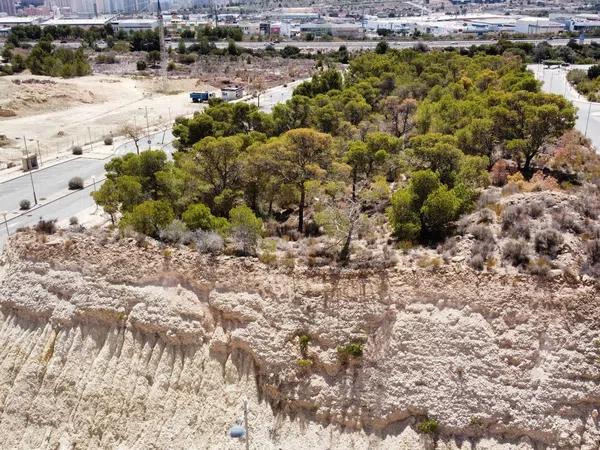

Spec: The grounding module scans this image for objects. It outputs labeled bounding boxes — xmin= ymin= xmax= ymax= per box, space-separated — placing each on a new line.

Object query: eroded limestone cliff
xmin=1 ymin=230 xmax=600 ymax=449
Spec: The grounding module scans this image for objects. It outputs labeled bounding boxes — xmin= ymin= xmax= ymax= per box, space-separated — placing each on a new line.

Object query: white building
xmin=0 ymin=16 xmax=40 ymax=27
xmin=111 ymin=18 xmax=158 ymax=32
xmin=514 ymin=18 xmax=564 ymax=35
xmin=221 ymin=86 xmax=244 ymax=101
xmin=41 ymin=17 xmax=114 ymax=28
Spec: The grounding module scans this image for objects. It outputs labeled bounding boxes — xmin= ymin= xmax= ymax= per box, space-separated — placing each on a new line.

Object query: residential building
xmin=0 ymin=0 xmax=16 ymax=15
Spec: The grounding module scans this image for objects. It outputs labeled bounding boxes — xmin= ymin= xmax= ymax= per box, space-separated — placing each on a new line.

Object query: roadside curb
xmin=0 ymin=156 xmax=81 ymax=185
xmin=3 ymin=177 xmax=106 ymax=225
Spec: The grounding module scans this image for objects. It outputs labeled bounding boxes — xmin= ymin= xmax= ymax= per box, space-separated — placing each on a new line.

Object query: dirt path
xmin=0 ymin=74 xmax=213 ymax=165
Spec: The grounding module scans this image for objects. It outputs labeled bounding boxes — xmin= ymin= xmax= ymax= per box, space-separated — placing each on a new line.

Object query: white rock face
xmin=0 ymin=232 xmax=599 ymax=449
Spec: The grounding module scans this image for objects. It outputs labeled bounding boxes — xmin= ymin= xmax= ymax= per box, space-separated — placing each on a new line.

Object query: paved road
xmin=211 ymin=38 xmax=600 ymax=52
xmin=0 ymin=82 xmax=297 ymax=249
xmin=0 ymin=130 xmax=173 ymax=250
xmin=530 ymin=64 xmax=600 ymax=152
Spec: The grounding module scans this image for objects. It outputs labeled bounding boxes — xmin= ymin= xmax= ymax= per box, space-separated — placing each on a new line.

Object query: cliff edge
xmin=0 ymin=230 xmax=599 ymax=449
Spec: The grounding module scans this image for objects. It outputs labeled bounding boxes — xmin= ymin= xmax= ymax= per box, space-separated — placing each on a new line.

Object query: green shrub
xmin=120 ymin=200 xmax=175 ymax=238
xmin=417 ymin=418 xmax=439 ymax=434
xmin=337 ymin=342 xmax=364 ymax=358
xmin=136 ymin=60 xmax=147 ymax=71
xmin=298 ymin=334 xmax=310 ymax=355
xmin=72 ymin=145 xmax=82 ymax=155
xmin=297 ymin=358 xmax=313 ymax=368
xmin=19 ymin=199 xmax=31 ymax=210
xmin=182 ymin=203 xmax=220 ymax=231
xmin=229 ymin=204 xmax=262 ymax=255
xmin=387 ymin=189 xmax=421 ymax=241
xmin=420 ymin=185 xmax=460 ymax=238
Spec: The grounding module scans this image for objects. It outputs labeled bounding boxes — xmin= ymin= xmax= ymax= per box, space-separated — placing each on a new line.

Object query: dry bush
xmin=490 ymin=160 xmax=510 ymax=186
xmin=528 ymin=256 xmax=552 ymax=277
xmin=469 ymin=254 xmax=485 ymax=271
xmin=68 ymin=177 xmax=84 ymax=190
xmin=527 ymin=201 xmax=544 ymax=219
xmin=502 ymin=205 xmax=524 ymax=230
xmin=195 ymin=230 xmax=224 ymax=254
xmin=477 ymin=208 xmax=496 ymax=224
xmin=582 ymin=239 xmax=600 ymax=277
xmin=159 ymin=220 xmax=193 ymax=245
xmin=501 ymin=182 xmax=520 ymax=197
xmin=472 ymin=240 xmax=495 ymax=260
xmin=534 ymin=228 xmax=563 ymax=258
xmin=417 ymin=255 xmax=443 ymax=269
xmin=577 ymin=192 xmax=600 ymax=220
xmin=552 ymin=208 xmax=584 ymax=234
xmin=439 ymin=236 xmax=459 ymax=257
xmin=503 ymin=239 xmax=530 ymax=267
xmin=469 ymin=224 xmax=495 ymax=242
xmin=529 ymin=172 xmax=559 ymax=191
xmin=586 ymin=239 xmax=600 ymax=265
xmin=34 ymin=219 xmax=57 ymax=234
xmin=502 ymin=205 xmax=531 ymax=240
xmin=477 ymin=190 xmax=500 ymax=208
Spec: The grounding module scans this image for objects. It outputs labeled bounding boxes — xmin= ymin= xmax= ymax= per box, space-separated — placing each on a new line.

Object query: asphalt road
xmin=530 ymin=64 xmax=600 ymax=152
xmin=0 ymin=81 xmax=298 ymax=249
xmin=0 ymin=129 xmax=173 ymax=249
xmin=211 ymin=37 xmax=600 ymax=52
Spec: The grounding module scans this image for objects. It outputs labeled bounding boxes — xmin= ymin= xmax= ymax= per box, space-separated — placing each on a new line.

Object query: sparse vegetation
xmin=34 ymin=218 xmax=57 ymax=234
xmin=534 ymin=229 xmax=563 ymax=258
xmin=297 ymin=358 xmax=313 ymax=368
xmin=68 ymin=177 xmax=84 ymax=190
xmin=503 ymin=239 xmax=530 ymax=267
xmin=417 ymin=418 xmax=439 ymax=434
xmin=337 ymin=342 xmax=364 ymax=358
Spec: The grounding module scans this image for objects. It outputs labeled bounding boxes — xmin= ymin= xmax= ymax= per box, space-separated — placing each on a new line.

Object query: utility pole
xmin=145 ymin=106 xmax=151 ymax=150
xmin=585 ymin=102 xmax=592 ymax=137
xmin=36 ymin=140 xmax=43 ymax=167
xmin=88 ymin=126 xmax=93 ymax=152
xmin=23 ymin=137 xmax=38 ymax=206
xmin=2 ymin=212 xmax=8 ymax=237
xmin=243 ymin=400 xmax=249 ymax=450
xmin=92 ymin=176 xmax=98 ymax=213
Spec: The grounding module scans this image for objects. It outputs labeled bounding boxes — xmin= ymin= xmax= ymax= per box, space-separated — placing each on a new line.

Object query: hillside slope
xmin=0 ymin=231 xmax=599 ymax=449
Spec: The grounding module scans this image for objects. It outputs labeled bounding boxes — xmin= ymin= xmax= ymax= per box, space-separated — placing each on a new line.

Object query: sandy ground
xmin=0 ymin=73 xmax=215 ymax=165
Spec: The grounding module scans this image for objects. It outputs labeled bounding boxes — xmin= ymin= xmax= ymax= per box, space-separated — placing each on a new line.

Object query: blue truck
xmin=190 ymin=91 xmax=216 ymax=103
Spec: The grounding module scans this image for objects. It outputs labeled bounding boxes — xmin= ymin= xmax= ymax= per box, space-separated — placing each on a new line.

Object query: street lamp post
xmin=36 ymin=140 xmax=43 ymax=167
xmin=92 ymin=176 xmax=98 ymax=213
xmin=2 ymin=212 xmax=9 ymax=237
xmin=228 ymin=399 xmax=250 ymax=450
xmin=585 ymin=101 xmax=593 ymax=137
xmin=22 ymin=137 xmax=38 ymax=206
xmin=88 ymin=127 xmax=93 ymax=152
xmin=145 ymin=106 xmax=151 ymax=150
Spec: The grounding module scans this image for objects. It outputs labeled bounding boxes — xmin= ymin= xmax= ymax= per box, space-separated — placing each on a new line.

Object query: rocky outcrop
xmin=0 ymin=231 xmax=600 ymax=449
